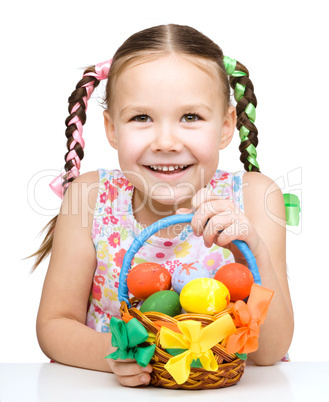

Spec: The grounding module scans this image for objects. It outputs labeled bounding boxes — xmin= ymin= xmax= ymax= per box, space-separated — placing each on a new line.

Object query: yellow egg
xmin=180 ymin=278 xmax=230 ymax=315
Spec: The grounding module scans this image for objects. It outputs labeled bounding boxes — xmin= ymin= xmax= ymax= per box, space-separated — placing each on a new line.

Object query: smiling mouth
xmin=147 ymin=164 xmax=191 ymax=174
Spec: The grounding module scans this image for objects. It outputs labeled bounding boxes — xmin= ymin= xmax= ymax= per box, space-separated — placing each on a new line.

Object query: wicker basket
xmin=118 ymin=214 xmax=262 ymax=390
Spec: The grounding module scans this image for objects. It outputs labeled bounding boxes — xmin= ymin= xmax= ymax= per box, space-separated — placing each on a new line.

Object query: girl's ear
xmin=104 ymin=110 xmax=118 ymax=150
xmin=219 ymin=106 xmax=236 ymax=150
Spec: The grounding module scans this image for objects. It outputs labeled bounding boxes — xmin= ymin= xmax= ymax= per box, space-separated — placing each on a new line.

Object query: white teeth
xmin=149 ymin=164 xmax=189 ymax=171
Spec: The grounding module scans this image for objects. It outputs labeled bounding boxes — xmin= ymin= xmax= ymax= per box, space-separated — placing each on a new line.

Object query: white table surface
xmin=1 ymin=362 xmax=328 ymax=402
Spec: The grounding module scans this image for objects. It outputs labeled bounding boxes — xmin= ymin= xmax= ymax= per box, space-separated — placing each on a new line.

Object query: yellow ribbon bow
xmin=159 ymin=314 xmax=236 ymax=384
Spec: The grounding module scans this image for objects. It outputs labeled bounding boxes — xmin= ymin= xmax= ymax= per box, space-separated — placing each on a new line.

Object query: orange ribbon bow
xmin=226 ymin=284 xmax=274 ymax=355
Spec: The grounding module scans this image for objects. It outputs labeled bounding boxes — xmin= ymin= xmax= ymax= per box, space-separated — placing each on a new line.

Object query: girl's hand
xmin=177 ymin=188 xmax=263 ymax=261
xmin=179 ymin=174 xmax=294 ymax=365
xmin=105 ymin=337 xmax=153 ymax=387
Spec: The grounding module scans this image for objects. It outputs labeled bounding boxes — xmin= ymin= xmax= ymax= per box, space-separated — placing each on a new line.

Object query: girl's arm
xmin=36 ymin=172 xmax=152 ymax=384
xmin=36 ymin=171 xmax=111 ymax=372
xmin=188 ymin=172 xmax=294 ymax=365
xmin=241 ymin=172 xmax=293 ymax=365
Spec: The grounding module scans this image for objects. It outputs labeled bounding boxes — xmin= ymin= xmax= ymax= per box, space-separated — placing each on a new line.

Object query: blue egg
xmin=172 ymin=262 xmax=210 ymax=294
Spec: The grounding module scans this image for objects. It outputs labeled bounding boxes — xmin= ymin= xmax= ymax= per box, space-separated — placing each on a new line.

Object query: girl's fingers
xmin=111 ymin=360 xmax=152 ymax=377
xmin=213 ymin=223 xmax=248 ymax=248
xmin=176 ymin=208 xmax=193 ymax=214
xmin=115 ymin=357 xmax=136 ymax=363
xmin=116 ymin=372 xmax=151 ymax=387
xmin=192 ymin=200 xmax=236 ymax=237
xmin=202 ymin=212 xmax=237 ymax=247
xmin=191 ymin=188 xmax=228 ymax=212
xmin=111 ymin=360 xmax=153 ymax=387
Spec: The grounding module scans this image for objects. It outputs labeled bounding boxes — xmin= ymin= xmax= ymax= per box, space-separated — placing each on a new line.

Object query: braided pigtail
xmin=223 ymin=56 xmax=260 ymax=173
xmin=28 ymin=60 xmax=112 ymax=272
xmin=50 ymin=60 xmax=112 ymax=198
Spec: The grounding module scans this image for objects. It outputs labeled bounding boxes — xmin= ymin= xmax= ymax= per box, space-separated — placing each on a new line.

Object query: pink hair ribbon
xmin=50 ymin=59 xmax=112 ymax=199
xmin=49 ymin=167 xmax=80 ymax=199
xmin=84 ymin=59 xmax=112 ymax=81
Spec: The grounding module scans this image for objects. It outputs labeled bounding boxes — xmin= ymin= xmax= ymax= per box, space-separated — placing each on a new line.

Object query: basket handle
xmin=118 ymin=214 xmax=261 ymax=305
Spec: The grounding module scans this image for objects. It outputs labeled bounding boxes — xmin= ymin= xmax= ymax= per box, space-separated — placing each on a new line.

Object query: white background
xmin=1 ymin=0 xmax=328 ymax=363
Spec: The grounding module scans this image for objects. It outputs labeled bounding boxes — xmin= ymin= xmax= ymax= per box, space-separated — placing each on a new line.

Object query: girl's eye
xmin=182 ymin=113 xmax=201 ymax=123
xmin=133 ymin=114 xmax=151 ymax=123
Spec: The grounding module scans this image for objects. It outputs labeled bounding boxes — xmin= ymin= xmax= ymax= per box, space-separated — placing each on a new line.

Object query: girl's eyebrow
xmin=180 ymin=103 xmax=212 ymax=113
xmin=119 ymin=103 xmax=212 ymax=116
xmin=119 ymin=105 xmax=151 ymax=116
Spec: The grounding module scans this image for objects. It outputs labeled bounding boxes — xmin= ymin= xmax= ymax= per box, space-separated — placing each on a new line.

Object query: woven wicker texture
xmin=118 ymin=215 xmax=259 ymax=389
xmin=120 ymin=299 xmax=246 ymax=389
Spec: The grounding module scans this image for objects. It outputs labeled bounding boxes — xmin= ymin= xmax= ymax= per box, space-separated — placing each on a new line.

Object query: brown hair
xmin=29 ymin=23 xmax=259 ymax=271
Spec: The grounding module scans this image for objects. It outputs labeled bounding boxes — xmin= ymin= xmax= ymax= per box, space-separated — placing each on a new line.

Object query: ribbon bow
xmin=225 ymin=284 xmax=274 ymax=355
xmin=159 ymin=314 xmax=236 ymax=384
xmin=283 ymin=193 xmax=301 ymax=226
xmin=49 ymin=167 xmax=80 ymax=199
xmin=106 ymin=317 xmax=156 ymax=367
xmin=84 ymin=59 xmax=112 ymax=81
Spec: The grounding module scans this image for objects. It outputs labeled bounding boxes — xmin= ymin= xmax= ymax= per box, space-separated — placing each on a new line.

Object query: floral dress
xmin=86 ymin=168 xmax=245 ymax=332
xmin=85 ymin=168 xmax=290 ymax=362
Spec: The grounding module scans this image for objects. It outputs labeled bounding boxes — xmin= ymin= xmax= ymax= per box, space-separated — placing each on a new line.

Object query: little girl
xmin=33 ymin=24 xmax=293 ymax=387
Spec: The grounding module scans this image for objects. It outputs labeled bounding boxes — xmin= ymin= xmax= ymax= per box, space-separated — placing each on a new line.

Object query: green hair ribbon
xmin=234 ymin=83 xmax=246 ymax=102
xmin=245 ymin=103 xmax=256 ymax=123
xmin=283 ymin=194 xmax=301 ymax=226
xmin=224 ymin=55 xmax=258 ymax=172
xmin=223 ymin=56 xmax=247 ymax=77
xmin=225 ymin=53 xmax=300 ymax=222
xmin=245 ymin=144 xmax=259 ymax=170
xmin=106 ymin=317 xmax=156 ymax=367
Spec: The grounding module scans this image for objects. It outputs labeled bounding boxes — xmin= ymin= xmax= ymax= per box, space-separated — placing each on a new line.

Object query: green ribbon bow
xmin=106 ymin=317 xmax=156 ymax=367
xmin=283 ymin=194 xmax=301 ymax=226
xmin=223 ymin=56 xmax=247 ymax=77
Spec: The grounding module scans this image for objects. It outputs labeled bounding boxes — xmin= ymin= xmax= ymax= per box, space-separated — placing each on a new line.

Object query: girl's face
xmin=104 ymin=54 xmax=236 ymax=213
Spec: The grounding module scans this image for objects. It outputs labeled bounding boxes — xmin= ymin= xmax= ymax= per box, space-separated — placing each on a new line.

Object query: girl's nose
xmin=150 ymin=124 xmax=183 ymax=152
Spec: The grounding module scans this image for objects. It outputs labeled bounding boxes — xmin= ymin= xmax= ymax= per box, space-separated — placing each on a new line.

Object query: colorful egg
xmin=172 ymin=262 xmax=210 ymax=294
xmin=140 ymin=290 xmax=182 ymax=316
xmin=214 ymin=263 xmax=254 ymax=301
xmin=180 ymin=278 xmax=230 ymax=315
xmin=127 ymin=263 xmax=171 ymax=300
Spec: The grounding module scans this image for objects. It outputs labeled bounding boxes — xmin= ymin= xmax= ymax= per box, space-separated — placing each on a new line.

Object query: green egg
xmin=140 ymin=290 xmax=182 ymax=317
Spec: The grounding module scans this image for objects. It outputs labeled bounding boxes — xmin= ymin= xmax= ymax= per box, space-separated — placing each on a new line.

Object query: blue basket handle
xmin=118 ymin=214 xmax=261 ymax=305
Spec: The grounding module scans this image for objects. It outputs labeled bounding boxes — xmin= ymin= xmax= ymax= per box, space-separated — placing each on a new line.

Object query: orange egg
xmin=127 ymin=262 xmax=171 ymax=300
xmin=214 ymin=263 xmax=254 ymax=301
